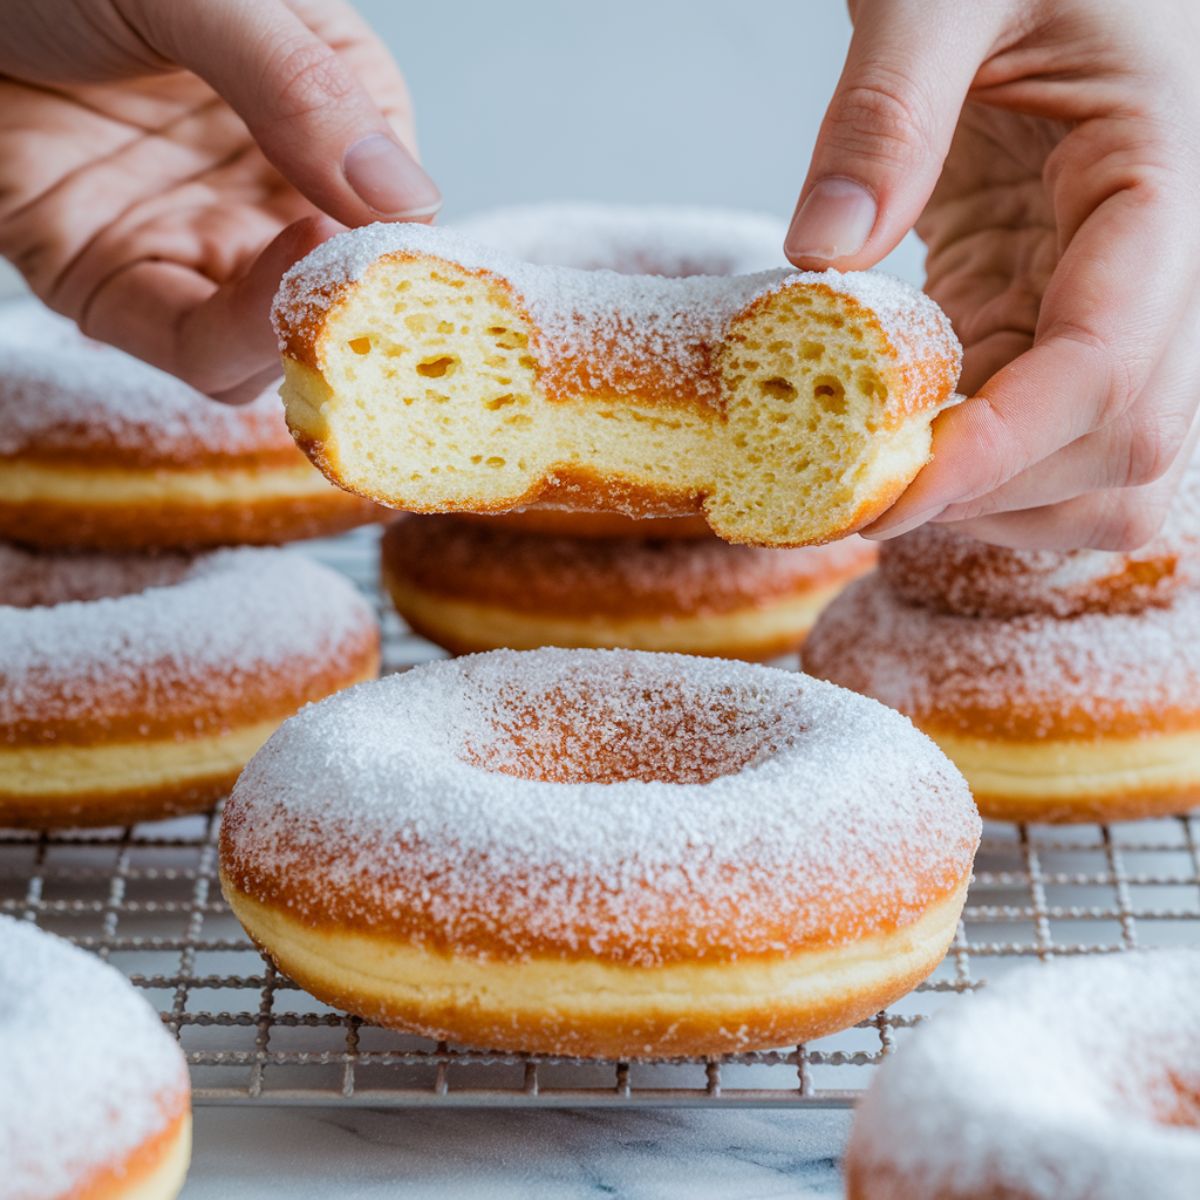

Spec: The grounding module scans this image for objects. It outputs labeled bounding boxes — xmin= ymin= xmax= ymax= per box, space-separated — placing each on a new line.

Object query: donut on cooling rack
xmin=0 ymin=300 xmax=381 ymax=550
xmin=0 ymin=915 xmax=191 ymax=1199
xmin=0 ymin=543 xmax=378 ymax=828
xmin=219 ymin=648 xmax=980 ymax=1058
xmin=803 ymin=505 xmax=1200 ymax=823
xmin=270 ymin=205 xmax=961 ymax=548
xmin=844 ymin=950 xmax=1200 ymax=1200
xmin=380 ymin=514 xmax=876 ymax=659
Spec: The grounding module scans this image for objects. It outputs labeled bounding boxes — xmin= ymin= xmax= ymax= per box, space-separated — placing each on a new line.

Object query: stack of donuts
xmin=804 ymin=465 xmax=1200 ymax=823
xmin=0 ymin=300 xmax=382 ymax=829
xmin=378 ymin=205 xmax=878 ymax=660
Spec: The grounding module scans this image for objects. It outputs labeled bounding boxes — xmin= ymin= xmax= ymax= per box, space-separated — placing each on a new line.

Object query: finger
xmin=82 ymin=215 xmax=340 ymax=398
xmin=866 ymin=163 xmax=1199 ymax=539
xmin=132 ymin=0 xmax=440 ymax=225
xmin=785 ymin=0 xmax=1003 ymax=269
xmin=945 ymin=421 xmax=1200 ymax=552
xmin=933 ymin=316 xmax=1200 ymax=522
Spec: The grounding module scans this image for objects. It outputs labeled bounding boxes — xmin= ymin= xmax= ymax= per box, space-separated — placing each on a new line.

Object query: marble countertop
xmin=181 ymin=1107 xmax=851 ymax=1198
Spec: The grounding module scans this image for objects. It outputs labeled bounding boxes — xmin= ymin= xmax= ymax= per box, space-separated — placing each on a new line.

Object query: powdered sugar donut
xmin=0 ymin=300 xmax=380 ymax=550
xmin=381 ymin=514 xmax=876 ymax=659
xmin=845 ymin=950 xmax=1200 ymax=1200
xmin=0 ymin=544 xmax=379 ymax=828
xmin=220 ymin=648 xmax=979 ymax=1057
xmin=803 ymin=572 xmax=1200 ymax=822
xmin=1 ymin=915 xmax=191 ymax=1199
xmin=272 ymin=215 xmax=961 ymax=548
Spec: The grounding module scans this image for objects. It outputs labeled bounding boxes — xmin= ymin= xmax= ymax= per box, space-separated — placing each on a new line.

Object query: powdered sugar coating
xmin=272 ymin=221 xmax=960 ymax=414
xmin=222 ymin=649 xmax=979 ymax=963
xmin=0 ymin=299 xmax=290 ymax=462
xmin=0 ymin=915 xmax=188 ymax=1199
xmin=0 ymin=543 xmax=375 ymax=729
xmin=802 ymin=573 xmax=1200 ymax=737
xmin=454 ymin=203 xmax=788 ymax=276
xmin=847 ymin=951 xmax=1200 ymax=1200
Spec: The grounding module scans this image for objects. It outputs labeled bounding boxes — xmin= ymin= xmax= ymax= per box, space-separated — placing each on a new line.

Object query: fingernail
xmin=785 ymin=177 xmax=877 ymax=262
xmin=862 ymin=505 xmax=946 ymax=541
xmin=343 ymin=133 xmax=442 ymax=218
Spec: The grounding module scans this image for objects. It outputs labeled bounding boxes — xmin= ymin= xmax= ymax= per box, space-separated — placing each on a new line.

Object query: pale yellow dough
xmin=222 ymin=876 xmax=967 ymax=1053
xmin=930 ymin=727 xmax=1200 ymax=807
xmin=382 ymin=565 xmax=849 ymax=657
xmin=115 ymin=1114 xmax=191 ymax=1200
xmin=0 ymin=719 xmax=282 ymax=801
xmin=0 ymin=458 xmax=343 ymax=506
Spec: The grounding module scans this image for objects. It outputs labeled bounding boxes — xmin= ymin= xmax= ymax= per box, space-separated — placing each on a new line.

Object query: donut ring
xmin=1 ymin=915 xmax=191 ymax=1199
xmin=0 ymin=544 xmax=378 ymax=827
xmin=220 ymin=649 xmax=979 ymax=1058
xmin=272 ymin=214 xmax=961 ymax=548
xmin=381 ymin=515 xmax=876 ymax=659
xmin=803 ymin=572 xmax=1200 ymax=822
xmin=0 ymin=301 xmax=381 ymax=550
xmin=845 ymin=950 xmax=1200 ymax=1200
xmin=879 ymin=519 xmax=1197 ymax=619
xmin=456 ymin=509 xmax=712 ymax=539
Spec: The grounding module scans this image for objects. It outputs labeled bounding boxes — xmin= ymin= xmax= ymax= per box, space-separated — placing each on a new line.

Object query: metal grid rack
xmin=3 ymin=528 xmax=1199 ymax=1108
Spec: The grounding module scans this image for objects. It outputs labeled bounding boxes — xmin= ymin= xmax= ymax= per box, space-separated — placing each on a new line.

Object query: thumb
xmin=785 ymin=0 xmax=1000 ymax=270
xmin=134 ymin=0 xmax=440 ymax=226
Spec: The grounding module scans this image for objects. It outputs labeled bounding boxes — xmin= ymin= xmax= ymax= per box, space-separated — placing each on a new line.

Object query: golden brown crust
xmin=1 ymin=630 xmax=380 ymax=746
xmin=73 ymin=1102 xmax=189 ymax=1200
xmin=456 ymin=508 xmax=712 ymax=539
xmin=381 ymin=516 xmax=875 ymax=619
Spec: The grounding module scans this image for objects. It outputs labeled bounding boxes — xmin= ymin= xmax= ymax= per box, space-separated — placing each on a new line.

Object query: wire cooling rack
xmin=3 ymin=526 xmax=1199 ymax=1108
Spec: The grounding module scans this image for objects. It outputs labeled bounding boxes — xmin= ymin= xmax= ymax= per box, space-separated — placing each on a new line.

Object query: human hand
xmin=0 ymin=0 xmax=440 ymax=401
xmin=786 ymin=0 xmax=1200 ymax=550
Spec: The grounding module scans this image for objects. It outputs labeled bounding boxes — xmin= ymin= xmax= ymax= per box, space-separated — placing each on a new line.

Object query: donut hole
xmin=460 ymin=669 xmax=796 ymax=785
xmin=0 ymin=547 xmax=193 ymax=608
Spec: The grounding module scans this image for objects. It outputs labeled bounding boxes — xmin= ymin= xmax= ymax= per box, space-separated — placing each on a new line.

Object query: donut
xmin=0 ymin=543 xmax=378 ymax=828
xmin=802 ymin=569 xmax=1200 ymax=822
xmin=879 ymin=508 xmax=1200 ymax=619
xmin=271 ymin=213 xmax=961 ymax=548
xmin=845 ymin=950 xmax=1200 ymax=1200
xmin=457 ymin=509 xmax=712 ymax=539
xmin=1 ymin=915 xmax=191 ymax=1199
xmin=381 ymin=515 xmax=876 ymax=659
xmin=219 ymin=648 xmax=980 ymax=1058
xmin=0 ymin=300 xmax=381 ymax=550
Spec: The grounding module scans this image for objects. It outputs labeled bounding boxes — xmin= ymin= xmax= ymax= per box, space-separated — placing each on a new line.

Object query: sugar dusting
xmin=802 ymin=573 xmax=1200 ymax=736
xmin=0 ymin=299 xmax=290 ymax=461
xmin=271 ymin=220 xmax=959 ymax=412
xmin=0 ymin=544 xmax=374 ymax=726
xmin=222 ymin=649 xmax=979 ymax=962
xmin=848 ymin=951 xmax=1200 ymax=1200
xmin=0 ymin=915 xmax=187 ymax=1198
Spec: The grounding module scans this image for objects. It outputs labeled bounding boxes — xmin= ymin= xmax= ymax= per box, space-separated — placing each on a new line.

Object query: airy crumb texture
xmin=802 ymin=572 xmax=1200 ymax=738
xmin=845 ymin=951 xmax=1200 ymax=1200
xmin=0 ymin=543 xmax=375 ymax=728
xmin=0 ymin=915 xmax=188 ymax=1199
xmin=0 ymin=299 xmax=290 ymax=462
xmin=221 ymin=648 xmax=979 ymax=963
xmin=272 ymin=218 xmax=960 ymax=546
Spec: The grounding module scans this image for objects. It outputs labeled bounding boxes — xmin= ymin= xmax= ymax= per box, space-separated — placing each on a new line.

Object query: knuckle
xmin=824 ymin=70 xmax=937 ymax=167
xmin=1121 ymin=420 xmax=1184 ymax=487
xmin=263 ymin=38 xmax=357 ymax=123
xmin=1042 ymin=318 xmax=1143 ymax=426
xmin=1088 ymin=499 xmax=1167 ymax=552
